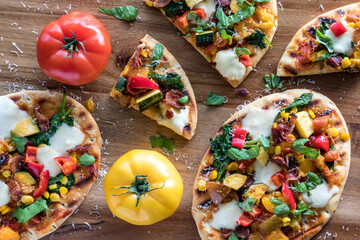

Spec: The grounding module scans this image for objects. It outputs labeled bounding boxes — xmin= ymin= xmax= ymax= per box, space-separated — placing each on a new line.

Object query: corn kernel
xmin=145 ymin=0 xmax=153 ymax=7
xmin=299 ymin=170 xmax=306 ymax=177
xmin=317 ymin=50 xmax=327 ymax=59
xmin=308 ymin=110 xmax=316 ymax=119
xmin=341 ymin=57 xmax=351 ymax=69
xmin=38 ymin=144 xmax=47 ymax=148
xmin=198 ymin=180 xmax=206 ymax=192
xmin=286 ymin=134 xmax=296 ymax=140
xmin=209 ymin=170 xmax=218 ymax=180
xmin=2 ymin=169 xmax=11 ymax=178
xmin=282 ymin=217 xmax=291 ymax=226
xmin=274 ymin=146 xmax=281 ymax=155
xmin=311 ymin=52 xmax=317 ymax=62
xmin=268 ymin=146 xmax=275 ymax=155
xmin=0 ymin=142 xmax=8 ymax=154
xmin=84 ymin=97 xmax=95 ymax=113
xmin=123 ymin=66 xmax=130 ymax=76
xmin=21 ymin=195 xmax=34 ymax=205
xmin=0 ymin=205 xmax=7 ymax=212
xmin=354 ymin=51 xmax=360 ymax=59
xmin=49 ymin=184 xmax=58 ymax=190
xmin=356 ymin=21 xmax=360 ymax=29
xmin=348 ymin=22 xmax=356 ymax=28
xmin=341 ymin=133 xmax=350 ymax=142
xmin=1 ymin=206 xmax=11 ymax=215
xmin=44 ymin=191 xmax=50 ymax=199
xmin=59 ymin=187 xmax=68 ymax=197
xmin=290 ymin=107 xmax=298 ymax=114
xmin=328 ymin=127 xmax=339 ymax=138
xmin=272 ymin=122 xmax=278 ymax=128
xmin=60 ymin=176 xmax=68 ymax=185
xmin=280 ymin=110 xmax=286 ymax=119
xmin=7 ymin=142 xmax=16 ymax=152
xmin=290 ymin=219 xmax=301 ymax=230
xmin=295 ymin=154 xmax=305 ymax=163
xmin=69 ymin=152 xmax=77 ymax=164
xmin=350 ymin=59 xmax=357 ymax=68
xmin=140 ymin=48 xmax=148 ymax=58
xmin=228 ymin=37 xmax=233 ymax=46
xmin=227 ymin=162 xmax=239 ymax=172
xmin=50 ymin=193 xmax=61 ymax=202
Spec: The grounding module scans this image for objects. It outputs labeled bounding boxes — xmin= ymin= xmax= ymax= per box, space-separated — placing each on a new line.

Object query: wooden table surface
xmin=1 ymin=0 xmax=360 ymax=239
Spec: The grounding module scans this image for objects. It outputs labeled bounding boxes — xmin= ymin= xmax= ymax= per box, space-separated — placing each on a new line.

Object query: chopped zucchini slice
xmin=223 ymin=173 xmax=247 ymax=190
xmin=256 ymin=147 xmax=269 ymax=166
xmin=245 ymin=183 xmax=268 ymax=203
xmin=136 ymin=89 xmax=163 ymax=112
xmin=195 ymin=31 xmax=214 ymax=47
xmin=295 ymin=111 xmax=314 ymax=138
xmin=14 ymin=171 xmax=36 ymax=185
xmin=11 ymin=117 xmax=40 ymax=137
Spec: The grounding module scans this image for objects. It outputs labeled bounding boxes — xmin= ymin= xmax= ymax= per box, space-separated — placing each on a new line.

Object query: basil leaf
xmin=289 ymin=201 xmax=314 ymax=221
xmin=316 ymin=29 xmax=334 ymax=53
xmin=270 ymin=198 xmax=290 ymax=217
xmin=79 ymin=153 xmax=96 ymax=166
xmin=218 ymin=28 xmax=232 ymax=39
xmin=11 ymin=136 xmax=27 ymax=154
xmin=178 ymin=95 xmax=188 ymax=105
xmin=228 ymin=145 xmax=260 ymax=160
xmin=229 ymin=233 xmax=239 ymax=240
xmin=291 ymin=182 xmax=307 ymax=192
xmin=246 ymin=29 xmax=272 ymax=49
xmin=216 ymin=5 xmax=255 ymax=27
xmin=163 ymin=0 xmax=188 ymax=18
xmin=234 ymin=47 xmax=251 ymax=56
xmin=237 ymin=197 xmax=256 ymax=212
xmin=292 ymin=138 xmax=319 ymax=160
xmin=12 ymin=199 xmax=48 ymax=223
xmin=276 ymin=93 xmax=313 ymax=120
xmin=291 ymin=172 xmax=323 ymax=193
xmin=319 ymin=21 xmax=329 ymax=33
xmin=264 ymin=74 xmax=282 ymax=89
xmin=260 ymin=136 xmax=270 ymax=148
xmin=150 ymin=134 xmax=174 ymax=154
xmin=99 ymin=6 xmax=138 ymax=21
xmin=205 ymin=91 xmax=226 ymax=106
xmin=148 ymin=72 xmax=184 ymax=90
xmin=316 ymin=51 xmax=337 ymax=61
xmin=151 ymin=43 xmax=164 ymax=70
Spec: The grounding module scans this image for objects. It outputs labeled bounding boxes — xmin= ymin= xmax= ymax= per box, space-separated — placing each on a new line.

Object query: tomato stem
xmin=112 ymin=175 xmax=165 ymax=207
xmin=62 ymin=30 xmax=86 ymax=58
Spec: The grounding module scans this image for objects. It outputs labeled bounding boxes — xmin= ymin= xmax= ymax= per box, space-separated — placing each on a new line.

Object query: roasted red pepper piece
xmin=236 ymin=214 xmax=255 ymax=227
xmin=232 ymin=126 xmax=247 ymax=149
xmin=282 ymin=183 xmax=296 ymax=210
xmin=27 ymin=162 xmax=44 ymax=178
xmin=177 ymin=9 xmax=206 ymax=30
xmin=313 ymin=116 xmax=329 ymax=134
xmin=309 ymin=135 xmax=329 ymax=151
xmin=129 ymin=76 xmax=159 ymax=90
xmin=165 ymin=109 xmax=174 ymax=119
xmin=330 ymin=21 xmax=347 ymax=37
xmin=246 ymin=205 xmax=263 ymax=218
xmin=239 ymin=55 xmax=252 ymax=67
xmin=328 ymin=56 xmax=342 ymax=68
xmin=25 ymin=146 xmax=38 ymax=163
xmin=324 ymin=149 xmax=341 ymax=162
xmin=271 ymin=170 xmax=286 ymax=188
xmin=55 ymin=157 xmax=77 ymax=176
xmin=33 ymin=170 xmax=50 ymax=198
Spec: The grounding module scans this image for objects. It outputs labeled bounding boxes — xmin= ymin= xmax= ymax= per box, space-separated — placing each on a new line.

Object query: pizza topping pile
xmin=197 ymin=93 xmax=350 ymax=239
xmin=0 ymin=92 xmax=96 ymax=236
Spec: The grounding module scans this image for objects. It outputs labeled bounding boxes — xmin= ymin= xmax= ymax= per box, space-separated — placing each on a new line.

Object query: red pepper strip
xmin=313 ymin=116 xmax=329 ymax=134
xmin=330 ymin=21 xmax=347 ymax=37
xmin=129 ymin=76 xmax=159 ymax=90
xmin=27 ymin=162 xmax=44 ymax=178
xmin=25 ymin=146 xmax=38 ymax=163
xmin=232 ymin=126 xmax=247 ymax=149
xmin=246 ymin=205 xmax=263 ymax=218
xmin=309 ymin=135 xmax=329 ymax=151
xmin=236 ymin=214 xmax=255 ymax=227
xmin=177 ymin=9 xmax=206 ymax=30
xmin=324 ymin=149 xmax=341 ymax=162
xmin=54 ymin=157 xmax=77 ymax=176
xmin=271 ymin=170 xmax=286 ymax=188
xmin=239 ymin=55 xmax=252 ymax=67
xmin=33 ymin=170 xmax=50 ymax=198
xmin=282 ymin=183 xmax=297 ymax=210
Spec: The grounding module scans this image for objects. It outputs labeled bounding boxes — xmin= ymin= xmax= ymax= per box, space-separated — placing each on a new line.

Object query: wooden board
xmin=0 ymin=0 xmax=360 ymax=239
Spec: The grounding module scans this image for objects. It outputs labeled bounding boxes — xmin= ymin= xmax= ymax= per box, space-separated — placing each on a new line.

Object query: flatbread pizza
xmin=110 ymin=34 xmax=197 ymax=140
xmin=192 ymin=89 xmax=350 ymax=239
xmin=0 ymin=91 xmax=101 ymax=240
xmin=277 ymin=2 xmax=360 ymax=76
xmin=145 ymin=0 xmax=278 ymax=87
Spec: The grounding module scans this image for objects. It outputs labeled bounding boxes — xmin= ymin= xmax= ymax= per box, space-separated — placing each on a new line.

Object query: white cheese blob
xmin=325 ymin=20 xmax=354 ymax=55
xmin=302 ymin=181 xmax=339 ymax=208
xmin=214 ymin=49 xmax=246 ymax=81
xmin=254 ymin=160 xmax=282 ymax=192
xmin=210 ymin=200 xmax=243 ymax=230
xmin=194 ymin=0 xmax=216 ymax=22
xmin=36 ymin=146 xmax=62 ymax=177
xmin=157 ymin=106 xmax=190 ymax=135
xmin=241 ymin=107 xmax=278 ymax=140
xmin=0 ymin=181 xmax=10 ymax=207
xmin=0 ymin=96 xmax=29 ymax=140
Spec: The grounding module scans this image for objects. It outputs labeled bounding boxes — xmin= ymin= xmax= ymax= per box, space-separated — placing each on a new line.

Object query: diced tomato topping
xmin=330 ymin=21 xmax=347 ymax=37
xmin=246 ymin=205 xmax=263 ymax=218
xmin=25 ymin=146 xmax=38 ymax=163
xmin=324 ymin=149 xmax=341 ymax=162
xmin=313 ymin=116 xmax=329 ymax=134
xmin=309 ymin=135 xmax=330 ymax=151
xmin=27 ymin=162 xmax=44 ymax=178
xmin=232 ymin=138 xmax=245 ymax=149
xmin=177 ymin=9 xmax=206 ymax=30
xmin=129 ymin=76 xmax=159 ymax=90
xmin=239 ymin=55 xmax=252 ymax=67
xmin=271 ymin=170 xmax=286 ymax=188
xmin=237 ymin=214 xmax=255 ymax=227
xmin=282 ymin=183 xmax=297 ymax=210
xmin=165 ymin=109 xmax=174 ymax=119
xmin=191 ymin=9 xmax=206 ymax=19
xmin=232 ymin=126 xmax=247 ymax=149
xmin=55 ymin=157 xmax=77 ymax=176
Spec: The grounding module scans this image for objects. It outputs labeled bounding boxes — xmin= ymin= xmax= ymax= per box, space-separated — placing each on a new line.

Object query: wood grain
xmin=0 ymin=0 xmax=360 ymax=239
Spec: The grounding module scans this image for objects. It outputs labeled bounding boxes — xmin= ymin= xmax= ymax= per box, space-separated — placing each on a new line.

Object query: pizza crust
xmin=192 ymin=89 xmax=350 ymax=240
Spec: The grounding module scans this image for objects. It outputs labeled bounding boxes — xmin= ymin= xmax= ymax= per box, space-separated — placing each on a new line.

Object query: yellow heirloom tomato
xmin=104 ymin=150 xmax=183 ymax=225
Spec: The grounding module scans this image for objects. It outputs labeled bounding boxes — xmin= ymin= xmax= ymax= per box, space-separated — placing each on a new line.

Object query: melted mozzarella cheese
xmin=0 ymin=181 xmax=10 ymax=207
xmin=254 ymin=160 xmax=281 ymax=192
xmin=0 ymin=96 xmax=29 ymax=140
xmin=194 ymin=0 xmax=215 ymax=22
xmin=210 ymin=200 xmax=243 ymax=230
xmin=214 ymin=49 xmax=246 ymax=81
xmin=49 ymin=123 xmax=85 ymax=155
xmin=325 ymin=20 xmax=354 ymax=55
xmin=302 ymin=181 xmax=339 ymax=208
xmin=36 ymin=146 xmax=62 ymax=177
xmin=157 ymin=106 xmax=190 ymax=135
xmin=241 ymin=107 xmax=278 ymax=140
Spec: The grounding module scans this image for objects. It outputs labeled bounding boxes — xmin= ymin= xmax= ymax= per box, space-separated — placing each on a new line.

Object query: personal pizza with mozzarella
xmin=145 ymin=0 xmax=278 ymax=87
xmin=192 ymin=89 xmax=350 ymax=240
xmin=0 ymin=91 xmax=101 ymax=240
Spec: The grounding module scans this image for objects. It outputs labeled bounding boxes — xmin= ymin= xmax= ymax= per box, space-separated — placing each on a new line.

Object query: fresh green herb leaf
xmin=316 ymin=51 xmax=337 ymax=61
xmin=79 ymin=153 xmax=96 ymax=166
xmin=260 ymin=136 xmax=270 ymax=148
xmin=150 ymin=134 xmax=174 ymax=154
xmin=237 ymin=197 xmax=256 ymax=212
xmin=47 ymin=173 xmax=75 ymax=195
xmin=229 ymin=233 xmax=239 ymax=240
xmin=246 ymin=29 xmax=272 ymax=49
xmin=205 ymin=92 xmax=226 ymax=106
xmin=99 ymin=6 xmax=138 ymax=21
xmin=292 ymin=138 xmax=319 ymax=160
xmin=316 ymin=29 xmax=334 ymax=53
xmin=115 ymin=76 xmax=127 ymax=91
xmin=234 ymin=47 xmax=251 ymax=56
xmin=264 ymin=74 xmax=282 ymax=89
xmin=12 ymin=199 xmax=48 ymax=223
xmin=319 ymin=21 xmax=329 ymax=33
xmin=276 ymin=93 xmax=313 ymax=120
xmin=11 ymin=136 xmax=27 ymax=154
xmin=178 ymin=95 xmax=189 ymax=105
xmin=151 ymin=43 xmax=164 ymax=70
xmin=290 ymin=201 xmax=314 ymax=220
xmin=163 ymin=0 xmax=189 ymax=18
xmin=270 ymin=198 xmax=290 ymax=217
xmin=148 ymin=72 xmax=184 ymax=90
xmin=216 ymin=5 xmax=255 ymax=27
xmin=218 ymin=28 xmax=232 ymax=39
xmin=228 ymin=145 xmax=260 ymax=160
xmin=291 ymin=172 xmax=323 ymax=193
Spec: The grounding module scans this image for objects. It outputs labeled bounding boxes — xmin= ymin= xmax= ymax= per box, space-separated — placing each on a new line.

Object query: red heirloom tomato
xmin=37 ymin=11 xmax=111 ymax=85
